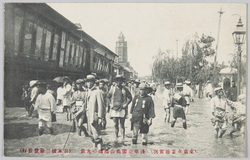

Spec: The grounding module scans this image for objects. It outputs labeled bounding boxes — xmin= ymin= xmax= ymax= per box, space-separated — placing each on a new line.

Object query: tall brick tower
xmin=115 ymin=32 xmax=129 ymax=66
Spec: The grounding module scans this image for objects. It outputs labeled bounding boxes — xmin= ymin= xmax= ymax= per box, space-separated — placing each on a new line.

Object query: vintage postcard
xmin=2 ymin=1 xmax=248 ymax=159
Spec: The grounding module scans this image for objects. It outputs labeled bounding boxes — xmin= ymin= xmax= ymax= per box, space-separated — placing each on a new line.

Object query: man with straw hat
xmin=29 ymin=80 xmax=40 ymax=118
xmin=107 ymin=75 xmax=132 ymax=141
xmin=71 ymin=79 xmax=88 ymax=136
xmin=210 ymin=87 xmax=228 ymax=138
xmin=162 ymin=81 xmax=172 ymax=123
xmin=171 ymin=83 xmax=187 ymax=129
xmin=85 ymin=74 xmax=105 ymax=150
xmin=183 ymin=80 xmax=193 ymax=115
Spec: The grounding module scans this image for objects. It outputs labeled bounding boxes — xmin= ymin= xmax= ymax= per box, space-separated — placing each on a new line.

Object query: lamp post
xmin=232 ymin=17 xmax=246 ymax=100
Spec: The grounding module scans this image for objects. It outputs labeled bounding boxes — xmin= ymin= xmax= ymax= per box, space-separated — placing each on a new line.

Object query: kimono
xmin=29 ymin=86 xmax=39 ymax=117
xmin=130 ymin=95 xmax=155 ymax=133
xmin=172 ymin=93 xmax=187 ymax=120
xmin=227 ymin=100 xmax=246 ymax=124
xmin=71 ymin=90 xmax=87 ymax=123
xmin=34 ymin=92 xmax=56 ymax=128
xmin=210 ymin=96 xmax=228 ymax=129
xmin=86 ymin=86 xmax=104 ymax=143
xmin=182 ymin=85 xmax=193 ymax=105
xmin=108 ymin=85 xmax=132 ymax=118
xmin=162 ymin=88 xmax=171 ymax=109
xmin=61 ymin=84 xmax=72 ymax=107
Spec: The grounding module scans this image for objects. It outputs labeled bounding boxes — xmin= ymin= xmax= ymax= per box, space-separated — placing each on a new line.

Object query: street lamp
xmin=232 ymin=17 xmax=246 ymax=100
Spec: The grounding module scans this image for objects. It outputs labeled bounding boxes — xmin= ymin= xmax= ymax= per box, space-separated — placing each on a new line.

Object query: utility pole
xmin=213 ymin=8 xmax=224 ymax=73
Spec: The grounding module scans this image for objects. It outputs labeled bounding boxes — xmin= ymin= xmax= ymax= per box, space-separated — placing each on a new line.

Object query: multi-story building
xmin=114 ymin=32 xmax=138 ymax=80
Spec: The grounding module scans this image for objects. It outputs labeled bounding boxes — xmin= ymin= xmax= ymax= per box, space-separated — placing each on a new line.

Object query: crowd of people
xmin=161 ymin=79 xmax=246 ymax=138
xmin=21 ymin=74 xmax=157 ymax=150
xmin=20 ymin=75 xmax=246 ymax=151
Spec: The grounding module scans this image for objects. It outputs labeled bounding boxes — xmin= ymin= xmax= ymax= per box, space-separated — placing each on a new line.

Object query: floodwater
xmin=4 ymin=90 xmax=247 ymax=158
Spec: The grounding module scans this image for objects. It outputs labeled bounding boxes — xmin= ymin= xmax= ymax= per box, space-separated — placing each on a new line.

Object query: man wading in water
xmin=130 ymin=83 xmax=155 ymax=145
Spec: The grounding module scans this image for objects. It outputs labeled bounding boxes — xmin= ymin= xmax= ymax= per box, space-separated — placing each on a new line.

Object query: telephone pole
xmin=213 ymin=8 xmax=224 ymax=73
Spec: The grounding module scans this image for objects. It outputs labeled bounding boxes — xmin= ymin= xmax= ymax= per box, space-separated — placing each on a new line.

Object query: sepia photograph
xmin=2 ymin=0 xmax=248 ymax=158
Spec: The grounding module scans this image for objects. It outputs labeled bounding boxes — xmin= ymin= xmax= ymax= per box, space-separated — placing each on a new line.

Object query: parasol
xmin=53 ymin=76 xmax=71 ymax=83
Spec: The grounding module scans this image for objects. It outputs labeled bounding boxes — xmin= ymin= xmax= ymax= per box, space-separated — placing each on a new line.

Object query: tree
xmin=152 ymin=49 xmax=181 ymax=83
xmin=152 ymin=33 xmax=217 ymax=93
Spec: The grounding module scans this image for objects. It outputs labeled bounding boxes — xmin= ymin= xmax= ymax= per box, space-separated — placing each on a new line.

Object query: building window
xmin=83 ymin=48 xmax=87 ymax=66
xmin=59 ymin=31 xmax=66 ymax=67
xmin=75 ymin=45 xmax=79 ymax=67
xmin=69 ymin=42 xmax=75 ymax=65
xmin=104 ymin=61 xmax=108 ymax=72
xmin=93 ymin=57 xmax=97 ymax=70
xmin=44 ymin=30 xmax=52 ymax=61
xmin=52 ymin=34 xmax=59 ymax=61
xmin=23 ymin=21 xmax=34 ymax=56
xmin=34 ymin=26 xmax=43 ymax=59
xmin=14 ymin=15 xmax=23 ymax=54
xmin=65 ymin=40 xmax=70 ymax=64
xmin=78 ymin=46 xmax=83 ymax=67
xmin=61 ymin=32 xmax=66 ymax=49
xmin=59 ymin=50 xmax=64 ymax=67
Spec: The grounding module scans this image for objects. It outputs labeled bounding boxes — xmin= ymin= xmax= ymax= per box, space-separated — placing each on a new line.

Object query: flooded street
xmin=4 ymin=89 xmax=246 ymax=158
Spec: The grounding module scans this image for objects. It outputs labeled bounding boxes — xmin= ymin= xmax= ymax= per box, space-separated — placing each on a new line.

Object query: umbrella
xmin=29 ymin=80 xmax=39 ymax=87
xmin=76 ymin=79 xmax=85 ymax=84
xmin=100 ymin=78 xmax=109 ymax=83
xmin=53 ymin=76 xmax=71 ymax=83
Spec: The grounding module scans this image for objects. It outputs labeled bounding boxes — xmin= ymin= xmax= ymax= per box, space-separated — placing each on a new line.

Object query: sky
xmin=47 ymin=3 xmax=247 ymax=77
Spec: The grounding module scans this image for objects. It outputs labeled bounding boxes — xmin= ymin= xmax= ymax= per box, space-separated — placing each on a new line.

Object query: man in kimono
xmin=130 ymin=83 xmax=155 ymax=145
xmin=85 ymin=75 xmax=105 ymax=150
xmin=183 ymin=80 xmax=193 ymax=115
xmin=107 ymin=75 xmax=132 ymax=141
xmin=29 ymin=80 xmax=40 ymax=118
xmin=162 ymin=81 xmax=172 ymax=123
xmin=98 ymin=79 xmax=108 ymax=129
xmin=71 ymin=79 xmax=88 ymax=136
xmin=211 ymin=87 xmax=228 ymax=138
xmin=171 ymin=83 xmax=187 ymax=129
xmin=34 ymin=82 xmax=56 ymax=136
xmin=21 ymin=85 xmax=30 ymax=113
xmin=131 ymin=79 xmax=141 ymax=98
xmin=61 ymin=78 xmax=72 ymax=121
xmin=226 ymin=94 xmax=246 ymax=137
